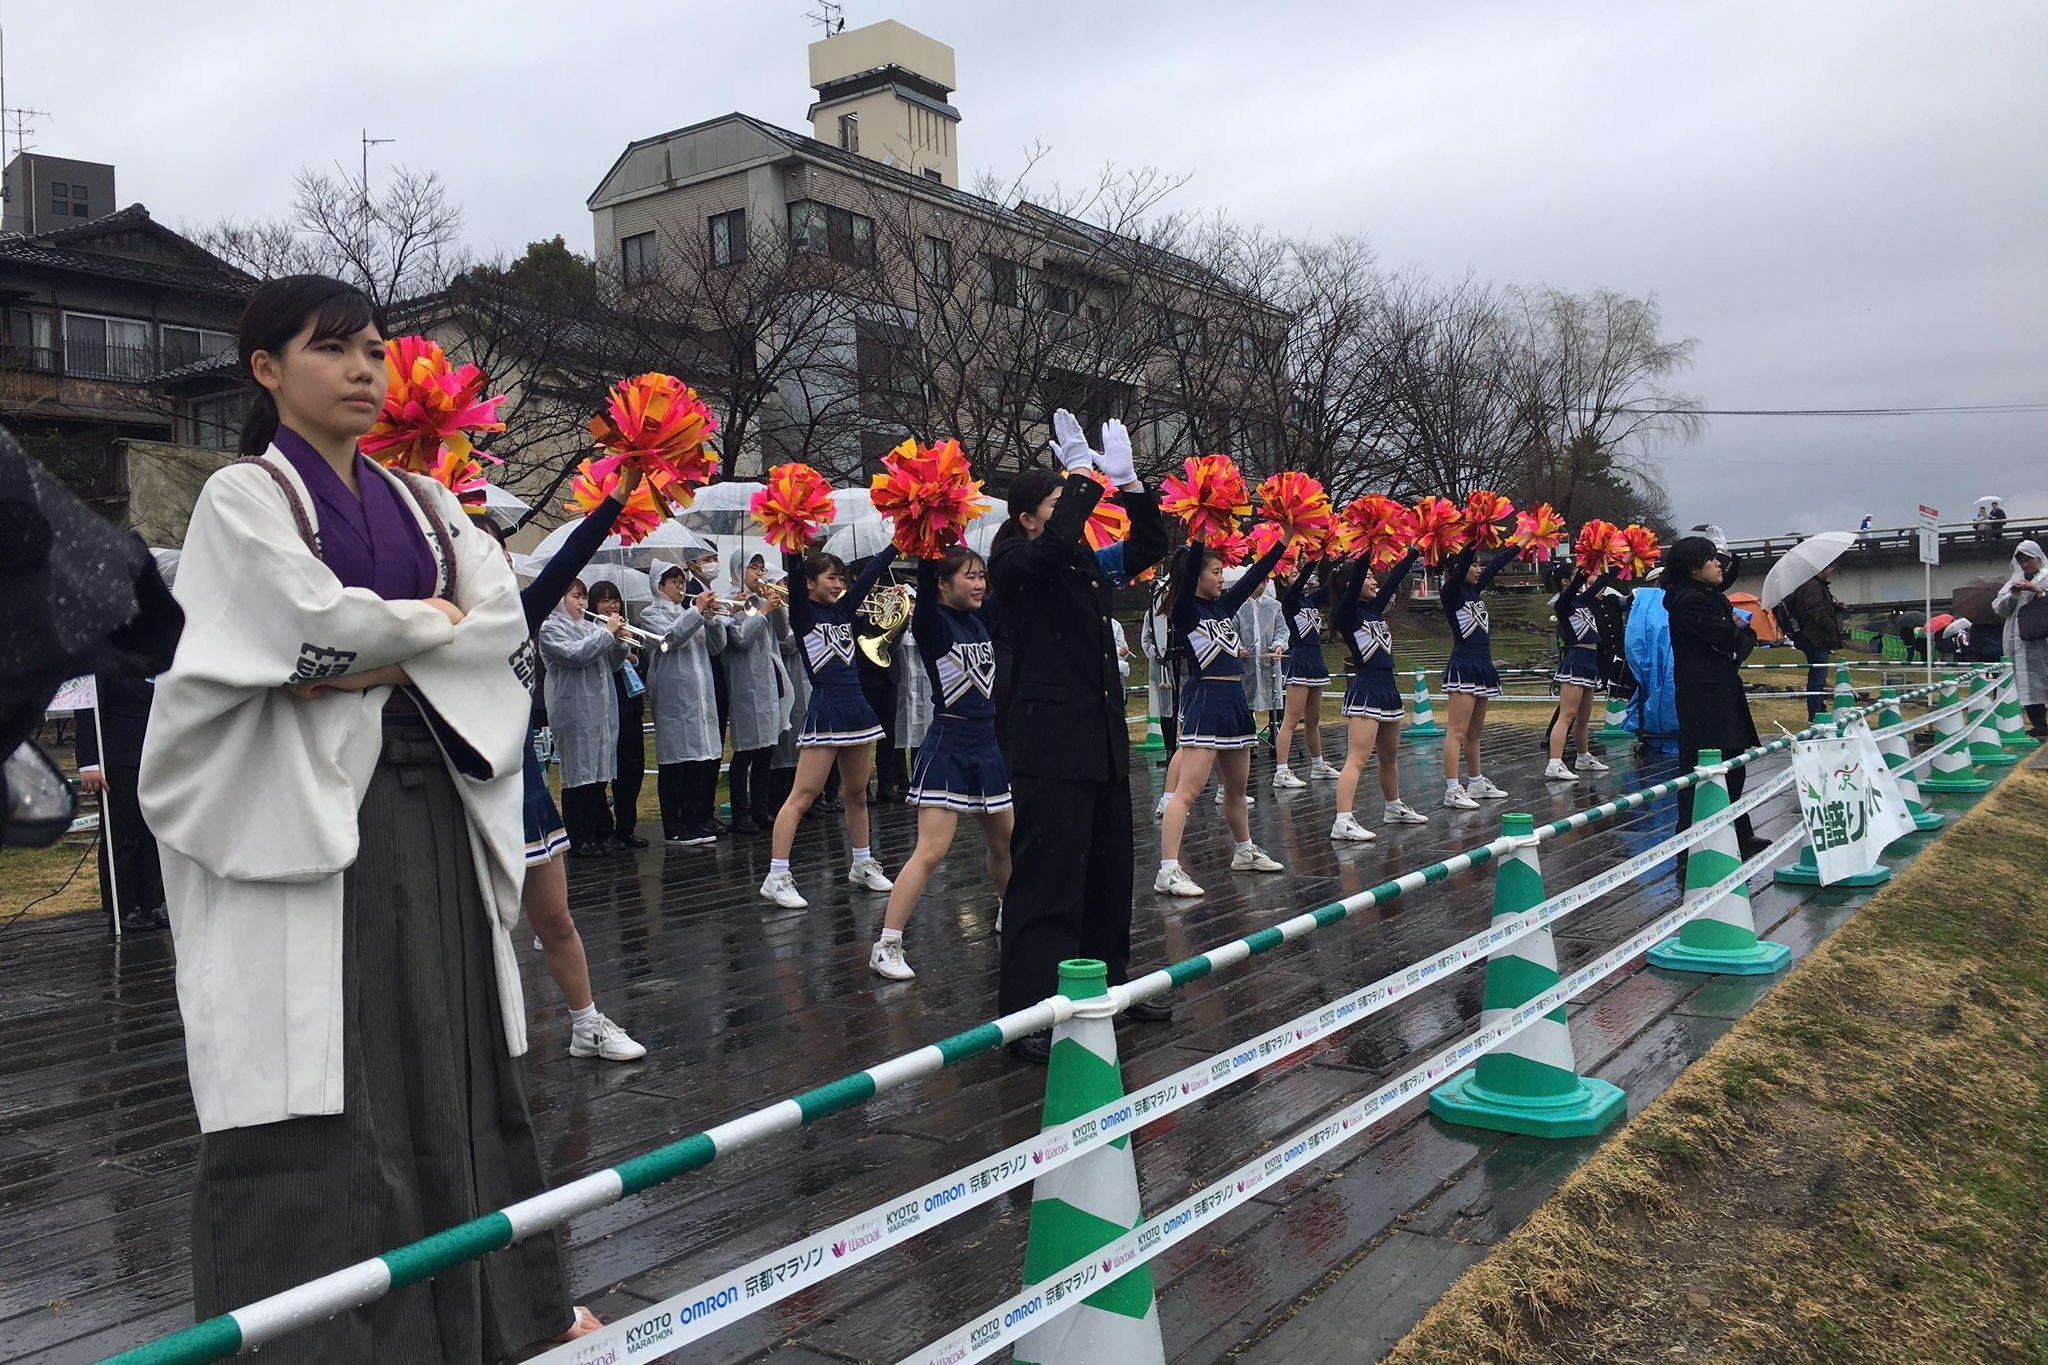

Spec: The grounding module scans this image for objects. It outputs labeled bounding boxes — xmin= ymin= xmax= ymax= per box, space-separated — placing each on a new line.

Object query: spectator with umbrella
xmin=1993 ymin=540 xmax=2048 ymax=738
xmin=1760 ymin=530 xmax=1855 ymax=719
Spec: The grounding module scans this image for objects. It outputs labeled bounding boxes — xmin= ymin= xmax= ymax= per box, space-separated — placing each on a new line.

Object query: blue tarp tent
xmin=1624 ymin=587 xmax=1680 ymax=755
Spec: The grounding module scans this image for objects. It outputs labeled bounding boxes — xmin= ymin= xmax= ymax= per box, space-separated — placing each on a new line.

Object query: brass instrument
xmin=856 ymin=583 xmax=914 ymax=669
xmin=601 ymin=614 xmax=671 ymax=653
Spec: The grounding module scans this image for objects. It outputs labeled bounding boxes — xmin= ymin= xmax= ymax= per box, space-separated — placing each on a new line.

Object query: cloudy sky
xmin=11 ymin=1 xmax=2043 ymax=533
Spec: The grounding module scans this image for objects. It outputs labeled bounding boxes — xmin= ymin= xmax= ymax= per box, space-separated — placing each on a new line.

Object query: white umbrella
xmin=528 ymin=517 xmax=714 ymax=575
xmin=482 ymin=483 xmax=531 ymax=520
xmin=1976 ymin=495 xmax=2003 ymax=508
xmin=672 ymin=480 xmax=764 ymax=538
xmin=1758 ymin=530 xmax=1858 ymax=610
xmin=825 ymin=518 xmax=895 ymax=561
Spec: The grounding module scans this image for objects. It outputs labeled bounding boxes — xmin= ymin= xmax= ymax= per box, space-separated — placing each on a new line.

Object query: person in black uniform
xmin=77 ymin=669 xmax=168 ymax=934
xmin=989 ymin=409 xmax=1171 ymax=1063
xmin=1665 ymin=536 xmax=1772 ymax=863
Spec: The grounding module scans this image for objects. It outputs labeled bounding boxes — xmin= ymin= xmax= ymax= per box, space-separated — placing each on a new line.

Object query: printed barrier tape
xmin=899 ymin=825 xmax=1810 ymax=1365
xmin=530 ymin=771 xmax=1793 ymax=1365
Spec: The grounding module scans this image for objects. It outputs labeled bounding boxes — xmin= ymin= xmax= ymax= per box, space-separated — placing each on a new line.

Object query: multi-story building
xmin=586 ymin=19 xmax=1287 ymax=487
xmin=2 ymin=153 xmax=117 ymax=236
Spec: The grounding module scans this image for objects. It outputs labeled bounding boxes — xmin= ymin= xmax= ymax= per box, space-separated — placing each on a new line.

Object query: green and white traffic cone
xmin=1919 ymin=675 xmax=1992 ymax=795
xmin=1429 ymin=814 xmax=1626 ymax=1139
xmin=1593 ymin=690 xmax=1632 ymax=742
xmin=1966 ymin=675 xmax=2018 ymax=769
xmin=1833 ymin=662 xmax=1858 ymax=715
xmin=1015 ymin=959 xmax=1164 ymax=1365
xmin=1138 ymin=700 xmax=1165 ymax=753
xmin=1405 ymin=668 xmax=1445 ymax=739
xmin=1996 ymin=659 xmax=2037 ymax=749
xmin=1774 ymin=709 xmax=1893 ymax=888
xmin=1877 ymin=688 xmax=1944 ymax=833
xmin=1648 ymin=750 xmax=1790 ymax=975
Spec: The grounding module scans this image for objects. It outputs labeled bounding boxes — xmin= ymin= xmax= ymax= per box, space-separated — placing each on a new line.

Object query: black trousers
xmin=999 ymin=773 xmax=1136 ymax=1016
xmin=611 ymin=693 xmax=646 ymax=838
xmin=1675 ymin=745 xmax=1756 ymax=847
xmin=657 ymin=759 xmax=721 ymax=834
xmin=559 ymin=783 xmax=611 ymax=848
xmin=1800 ymin=642 xmax=1830 ymax=719
xmin=96 ymin=763 xmax=164 ymax=927
xmin=729 ymin=746 xmax=774 ymax=821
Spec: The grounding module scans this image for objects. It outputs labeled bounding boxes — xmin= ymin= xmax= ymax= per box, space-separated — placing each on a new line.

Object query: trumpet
xmin=599 ymin=614 xmax=672 ymax=653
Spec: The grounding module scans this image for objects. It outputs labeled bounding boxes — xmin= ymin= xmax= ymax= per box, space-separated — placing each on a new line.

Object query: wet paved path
xmin=0 ymin=724 xmax=1982 ymax=1364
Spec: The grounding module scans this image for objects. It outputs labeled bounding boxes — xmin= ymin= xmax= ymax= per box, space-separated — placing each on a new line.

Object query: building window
xmin=708 ymin=209 xmax=747 ymax=267
xmin=1035 ymin=280 xmax=1077 ymax=317
xmin=920 ymin=236 xmax=953 ymax=289
xmin=160 ymin=325 xmax=235 ymax=371
xmin=620 ymin=231 xmax=658 ymax=287
xmin=922 ymin=168 xmax=942 ymax=183
xmin=856 ymin=319 xmax=923 ymax=403
xmin=980 ymin=254 xmax=1038 ymax=309
xmin=787 ymin=200 xmax=874 ymax=265
xmin=188 ymin=394 xmax=242 ymax=451
xmin=838 ymin=113 xmax=859 ymax=153
xmin=61 ymin=311 xmax=152 ymax=380
xmin=1159 ymin=309 xmax=1206 ymax=355
xmin=4 ymin=309 xmax=56 ymax=371
xmin=72 ymin=196 xmax=89 ymax=217
xmin=52 ymin=182 xmax=69 ymax=197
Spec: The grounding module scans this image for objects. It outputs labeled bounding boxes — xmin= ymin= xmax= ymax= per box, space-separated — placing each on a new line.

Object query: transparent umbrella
xmin=1758 ymin=531 xmax=1858 ymax=610
xmin=528 ymin=517 xmax=714 ymax=576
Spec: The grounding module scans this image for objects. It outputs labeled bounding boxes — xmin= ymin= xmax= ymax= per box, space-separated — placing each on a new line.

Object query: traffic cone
xmin=1014 ymin=959 xmax=1164 ymax=1365
xmin=1648 ymin=749 xmax=1790 ymax=974
xmin=1774 ymin=709 xmax=1893 ymax=888
xmin=1966 ymin=675 xmax=2018 ymax=768
xmin=1876 ymin=688 xmax=1944 ymax=833
xmin=1428 ymin=813 xmax=1626 ymax=1138
xmin=1919 ymin=675 xmax=1993 ymax=795
xmin=1405 ymin=669 xmax=1445 ymax=739
xmin=1833 ymin=663 xmax=1857 ymax=715
xmin=1593 ymin=690 xmax=1632 ymax=742
xmin=1996 ymin=659 xmax=2037 ymax=749
xmin=1137 ymin=702 xmax=1165 ymax=753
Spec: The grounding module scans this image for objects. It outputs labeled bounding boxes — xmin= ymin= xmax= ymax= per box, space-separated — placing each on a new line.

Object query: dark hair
xmin=991 ymin=468 xmax=1066 ymax=557
xmin=801 ymin=551 xmax=848 ymax=585
xmin=657 ymin=565 xmax=686 ymax=588
xmin=588 ymin=579 xmax=625 ymax=613
xmin=566 ymin=577 xmax=588 ymax=596
xmin=1170 ymin=543 xmax=1221 ymax=605
xmin=235 ymin=275 xmax=383 ymax=459
xmin=1544 ymin=561 xmax=1574 ymax=594
xmin=1663 ymin=536 xmax=1720 ymax=583
xmin=937 ymin=544 xmax=986 ymax=584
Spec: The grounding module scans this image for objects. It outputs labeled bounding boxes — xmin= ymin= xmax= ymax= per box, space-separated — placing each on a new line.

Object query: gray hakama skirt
xmin=191 ymin=713 xmax=572 ymax=1363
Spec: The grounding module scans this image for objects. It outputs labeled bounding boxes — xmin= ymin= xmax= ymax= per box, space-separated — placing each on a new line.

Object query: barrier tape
xmin=529 ymin=771 xmax=1793 ymax=1365
xmin=900 ymin=825 xmax=1810 ymax=1365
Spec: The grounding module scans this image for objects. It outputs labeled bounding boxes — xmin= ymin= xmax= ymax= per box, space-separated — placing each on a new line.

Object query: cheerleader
xmin=1330 ymin=548 xmax=1428 ymax=839
xmin=1545 ymin=563 xmax=1618 ymax=782
xmin=871 ymin=546 xmax=1011 ymax=980
xmin=760 ymin=544 xmax=900 ymax=908
xmin=1437 ymin=542 xmax=1521 ymax=809
xmin=1155 ymin=533 xmax=1291 ymax=897
xmin=1271 ymin=562 xmax=1341 ymax=787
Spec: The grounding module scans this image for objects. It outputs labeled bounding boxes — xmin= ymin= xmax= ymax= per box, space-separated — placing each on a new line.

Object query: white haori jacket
xmin=138 ymin=449 xmax=532 ymax=1133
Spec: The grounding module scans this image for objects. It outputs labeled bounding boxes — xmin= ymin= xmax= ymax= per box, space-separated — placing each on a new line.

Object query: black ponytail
xmin=234 ymin=275 xmax=382 ymax=458
xmin=991 ymin=467 xmax=1066 ymax=557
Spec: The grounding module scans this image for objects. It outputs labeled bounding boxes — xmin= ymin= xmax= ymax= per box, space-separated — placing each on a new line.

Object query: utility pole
xmin=360 ymin=128 xmax=395 ymax=202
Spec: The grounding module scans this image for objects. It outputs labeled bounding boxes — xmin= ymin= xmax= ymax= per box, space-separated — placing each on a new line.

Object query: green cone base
xmin=1428 ymin=1070 xmax=1626 ymax=1139
xmin=1593 ymin=725 xmax=1632 ymax=741
xmin=1773 ymin=855 xmax=1893 ymax=887
xmin=1906 ymin=807 xmax=1946 ymax=831
xmin=1919 ymin=774 xmax=1993 ymax=794
xmin=2002 ymin=733 xmax=2043 ymax=750
xmin=1137 ymin=735 xmax=1166 ymax=752
xmin=1647 ymin=934 xmax=1791 ymax=976
xmin=1969 ymin=749 xmax=2019 ymax=768
xmin=1406 ymin=723 xmax=1445 ymax=738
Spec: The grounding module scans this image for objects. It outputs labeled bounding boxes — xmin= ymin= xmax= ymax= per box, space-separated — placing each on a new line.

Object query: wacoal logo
xmin=832 ymin=1226 xmax=882 ymax=1258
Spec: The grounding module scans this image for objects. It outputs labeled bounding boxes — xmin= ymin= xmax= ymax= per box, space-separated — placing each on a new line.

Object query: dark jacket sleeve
xmin=848 ymin=544 xmax=900 ymax=607
xmin=1473 ymin=546 xmax=1519 ymax=592
xmin=1372 ymin=549 xmax=1422 ymax=614
xmin=76 ymin=707 xmax=100 ymax=767
xmin=785 ymin=550 xmax=813 ymax=637
xmin=1168 ymin=540 xmax=1205 ymax=635
xmin=913 ymin=555 xmax=943 ymax=668
xmin=1670 ymin=584 xmax=1757 ymax=664
xmin=1219 ymin=539 xmax=1289 ymax=617
xmin=1119 ymin=484 xmax=1171 ymax=579
xmin=522 ymin=496 xmax=625 ymax=631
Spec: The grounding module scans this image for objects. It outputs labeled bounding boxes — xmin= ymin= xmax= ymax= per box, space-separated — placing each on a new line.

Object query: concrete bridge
xmin=1716 ymin=513 xmax=2045 ymax=607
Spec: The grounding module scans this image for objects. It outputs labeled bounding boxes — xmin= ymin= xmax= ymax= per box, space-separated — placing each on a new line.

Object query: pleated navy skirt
xmin=1179 ymin=679 xmax=1258 ymax=749
xmin=1342 ymin=669 xmax=1405 ymax=721
xmin=909 ymin=716 xmax=1012 ymax=813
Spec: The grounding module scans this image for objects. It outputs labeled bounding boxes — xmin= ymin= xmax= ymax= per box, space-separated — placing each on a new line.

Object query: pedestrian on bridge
xmin=1993 ymin=539 xmax=2048 ymax=737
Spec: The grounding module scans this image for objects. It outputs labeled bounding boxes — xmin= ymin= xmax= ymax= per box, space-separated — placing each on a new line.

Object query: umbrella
xmin=1758 ymin=531 xmax=1858 ymax=610
xmin=1950 ymin=576 xmax=2009 ymax=627
xmin=528 ymin=517 xmax=714 ymax=575
xmin=1976 ymin=495 xmax=2003 ymax=508
xmin=1926 ymin=612 xmax=1954 ymax=634
xmin=671 ymin=480 xmax=764 ymax=538
xmin=825 ymin=518 xmax=895 ymax=561
xmin=482 ymin=483 xmax=531 ymax=520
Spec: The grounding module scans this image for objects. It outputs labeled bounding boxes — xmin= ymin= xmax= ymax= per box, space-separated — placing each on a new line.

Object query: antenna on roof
xmin=806 ymin=1 xmax=845 ymax=37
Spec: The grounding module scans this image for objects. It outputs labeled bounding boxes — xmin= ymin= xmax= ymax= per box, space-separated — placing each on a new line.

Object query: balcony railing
xmin=62 ymin=341 xmax=161 ymax=382
xmin=0 ymin=343 xmax=59 ymax=374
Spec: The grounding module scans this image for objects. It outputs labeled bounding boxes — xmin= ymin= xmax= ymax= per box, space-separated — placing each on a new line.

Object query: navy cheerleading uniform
xmin=1171 ymin=538 xmax=1288 ymax=748
xmin=906 ymin=557 xmax=1011 ymax=814
xmin=1439 ymin=545 xmax=1520 ymax=698
xmin=1278 ymin=572 xmax=1332 ymax=686
xmin=1335 ymin=549 xmax=1421 ymax=721
xmin=787 ymin=545 xmax=897 ymax=746
xmin=1554 ymin=570 xmax=1616 ymax=690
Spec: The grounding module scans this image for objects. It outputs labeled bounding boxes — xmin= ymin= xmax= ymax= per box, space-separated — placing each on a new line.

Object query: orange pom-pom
xmin=1339 ymin=494 xmax=1414 ymax=566
xmin=363 ymin=335 xmax=506 ymax=474
xmin=750 ymin=463 xmax=837 ymax=554
xmin=869 ymin=438 xmax=991 ymax=559
xmin=588 ymin=373 xmax=721 ymax=515
xmin=1509 ymin=503 xmax=1568 ymax=561
xmin=564 ymin=455 xmax=667 ymax=545
xmin=1462 ymin=489 xmax=1515 ymax=549
xmin=1211 ymin=527 xmax=1252 ymax=568
xmin=1620 ymin=524 xmax=1662 ymax=580
xmin=1078 ymin=470 xmax=1132 ymax=551
xmin=1573 ymin=519 xmax=1628 ymax=575
xmin=1244 ymin=520 xmax=1307 ymax=575
xmin=425 ymin=444 xmax=498 ymax=511
xmin=1410 ymin=497 xmax=1466 ymax=566
xmin=1255 ymin=471 xmax=1336 ymax=555
xmin=1160 ymin=454 xmax=1252 ymax=547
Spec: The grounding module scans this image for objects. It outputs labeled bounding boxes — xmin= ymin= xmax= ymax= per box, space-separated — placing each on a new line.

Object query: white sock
xmin=1445 ymin=779 xmax=1462 ymax=792
xmin=1466 ymin=774 xmax=1484 ymax=788
xmin=1235 ymin=839 xmax=1256 ymax=854
xmin=769 ymin=858 xmax=790 ymax=876
xmin=569 ymin=1002 xmax=598 ymax=1026
xmin=879 ymin=928 xmax=903 ymax=945
xmin=853 ymin=846 xmax=872 ymax=864
xmin=1159 ymin=859 xmax=1180 ymax=873
xmin=1335 ymin=810 xmax=1352 ymax=821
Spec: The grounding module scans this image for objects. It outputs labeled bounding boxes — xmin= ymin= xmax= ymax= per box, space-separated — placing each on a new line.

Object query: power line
xmin=1615 ymin=401 xmax=2048 ymax=418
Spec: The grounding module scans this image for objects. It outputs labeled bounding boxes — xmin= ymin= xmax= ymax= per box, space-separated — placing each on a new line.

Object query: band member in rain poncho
xmin=139 ymin=275 xmax=590 ymax=1356
xmin=1234 ymin=570 xmax=1284 ymax=754
xmin=640 ymin=559 xmax=727 ymax=845
xmin=541 ymin=580 xmax=630 ymax=855
xmin=1993 ymin=539 xmax=2048 ymax=736
xmin=720 ymin=547 xmax=796 ymax=833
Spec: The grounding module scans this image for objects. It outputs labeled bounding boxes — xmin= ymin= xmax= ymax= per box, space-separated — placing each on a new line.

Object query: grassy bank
xmin=1385 ymin=767 xmax=2048 ymax=1365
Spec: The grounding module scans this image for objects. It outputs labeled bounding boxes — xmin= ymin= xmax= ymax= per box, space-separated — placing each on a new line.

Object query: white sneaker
xmin=1155 ymin=865 xmax=1206 ymax=897
xmin=1383 ymin=799 xmax=1430 ymax=825
xmin=1154 ymin=792 xmax=1170 ymax=819
xmin=1215 ymin=788 xmax=1256 ymax=805
xmin=758 ymin=870 xmax=808 ymax=908
xmin=1543 ymin=759 xmax=1580 ymax=783
xmin=1574 ymin=753 xmax=1610 ymax=773
xmin=1442 ymin=785 xmax=1480 ymax=811
xmin=1467 ymin=776 xmax=1510 ymax=800
xmin=849 ymin=858 xmax=895 ymax=892
xmin=532 ymin=935 xmax=544 ymax=952
xmin=870 ymin=938 xmax=916 ymax=981
xmin=994 ymin=899 xmax=1003 ymax=933
xmin=1231 ymin=844 xmax=1284 ymax=873
xmin=1272 ymin=765 xmax=1308 ymax=790
xmin=1310 ymin=759 xmax=1342 ymax=780
xmin=1330 ymin=814 xmax=1378 ymax=842
xmin=569 ymin=1013 xmax=647 ymax=1062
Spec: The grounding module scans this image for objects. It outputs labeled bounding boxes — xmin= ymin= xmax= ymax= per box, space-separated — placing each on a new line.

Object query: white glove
xmin=1095 ymin=418 xmax=1138 ymax=487
xmin=1048 ymin=408 xmax=1093 ymax=473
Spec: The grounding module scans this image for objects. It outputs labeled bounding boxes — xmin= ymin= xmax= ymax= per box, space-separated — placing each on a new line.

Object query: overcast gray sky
xmin=10 ymin=0 xmax=2044 ymax=534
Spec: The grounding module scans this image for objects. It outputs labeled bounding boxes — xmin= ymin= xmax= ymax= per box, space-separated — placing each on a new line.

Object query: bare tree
xmin=1375 ymin=273 xmax=1540 ymax=499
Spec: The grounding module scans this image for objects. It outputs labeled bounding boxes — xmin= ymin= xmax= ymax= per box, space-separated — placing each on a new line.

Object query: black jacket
xmin=76 ymin=670 xmax=155 ymax=769
xmin=1781 ymin=576 xmax=1844 ymax=651
xmin=1666 ymin=576 xmax=1760 ymax=758
xmin=991 ymin=473 xmax=1170 ymax=783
